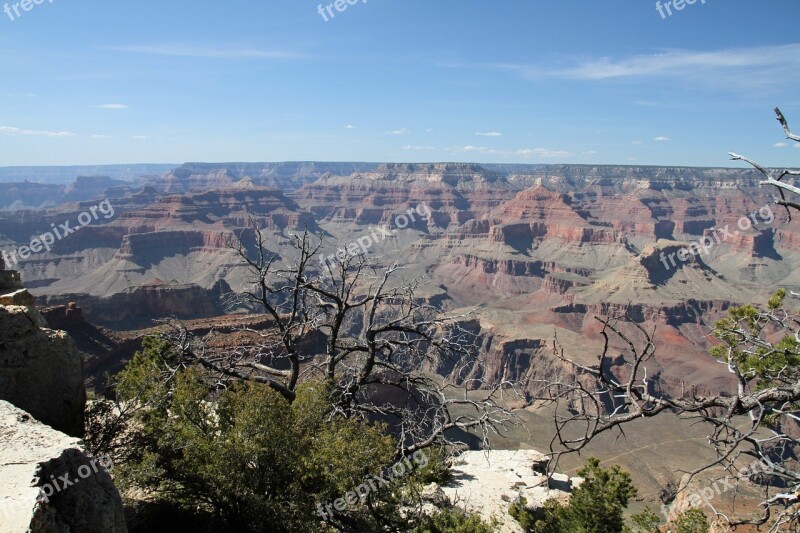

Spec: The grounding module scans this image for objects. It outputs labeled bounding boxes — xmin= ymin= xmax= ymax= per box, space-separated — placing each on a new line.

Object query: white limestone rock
xmin=0 ymin=400 xmax=126 ymax=533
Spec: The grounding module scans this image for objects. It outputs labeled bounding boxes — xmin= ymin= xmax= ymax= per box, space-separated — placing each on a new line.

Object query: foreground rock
xmin=432 ymin=449 xmax=579 ymax=532
xmin=0 ymin=261 xmax=86 ymax=436
xmin=0 ymin=400 xmax=126 ymax=533
xmin=0 ymin=302 xmax=85 ymax=437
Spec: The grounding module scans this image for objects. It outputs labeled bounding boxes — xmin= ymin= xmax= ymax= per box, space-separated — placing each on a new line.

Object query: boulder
xmin=0 ymin=400 xmax=126 ymax=533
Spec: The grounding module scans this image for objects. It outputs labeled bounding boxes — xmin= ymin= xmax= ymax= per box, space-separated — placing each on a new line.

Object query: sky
xmin=1 ymin=0 xmax=799 ymax=167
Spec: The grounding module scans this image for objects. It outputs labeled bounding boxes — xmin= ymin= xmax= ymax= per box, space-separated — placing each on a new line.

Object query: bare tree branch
xmin=159 ymin=223 xmax=528 ymax=457
xmin=777 ymin=107 xmax=800 ymax=143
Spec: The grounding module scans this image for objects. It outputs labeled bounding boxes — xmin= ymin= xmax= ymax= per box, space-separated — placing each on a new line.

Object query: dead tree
xmin=730 ymin=107 xmax=800 ymax=219
xmin=160 ymin=225 xmax=524 ymax=459
xmin=541 ymin=109 xmax=800 ymax=531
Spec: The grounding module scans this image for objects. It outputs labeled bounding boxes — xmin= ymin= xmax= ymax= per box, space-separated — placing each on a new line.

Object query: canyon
xmin=0 ymin=163 xmax=790 ymax=398
xmin=0 ymin=162 xmax=795 ymax=500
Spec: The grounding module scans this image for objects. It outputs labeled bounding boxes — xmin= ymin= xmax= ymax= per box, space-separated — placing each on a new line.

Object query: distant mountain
xmin=0 ymin=162 xmax=772 ymax=210
xmin=0 ymin=164 xmax=177 ymax=184
xmin=0 ymin=176 xmax=140 ymax=210
xmin=156 ymin=162 xmax=381 ymax=193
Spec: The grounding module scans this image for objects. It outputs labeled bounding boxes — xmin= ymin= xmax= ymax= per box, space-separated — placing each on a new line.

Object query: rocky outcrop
xmin=0 ymin=302 xmax=86 ymax=437
xmin=61 ymin=176 xmax=135 ymax=203
xmin=0 ymin=400 xmax=126 ymax=533
xmin=431 ymin=450 xmax=579 ymax=532
xmin=504 ymin=165 xmax=764 ymax=192
xmin=114 ymin=230 xmax=231 ymax=265
xmin=0 ymin=262 xmax=85 ymax=437
xmin=0 ymin=175 xmax=142 ymax=211
xmin=5 ymin=187 xmax=318 ymax=323
xmin=117 ymin=189 xmax=316 ymax=230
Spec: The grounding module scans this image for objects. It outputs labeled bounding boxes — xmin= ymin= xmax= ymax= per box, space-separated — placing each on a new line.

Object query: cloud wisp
xmin=446 ymin=145 xmax=572 ymax=159
xmin=455 ymin=43 xmax=800 ymax=91
xmin=0 ymin=126 xmax=76 ymax=138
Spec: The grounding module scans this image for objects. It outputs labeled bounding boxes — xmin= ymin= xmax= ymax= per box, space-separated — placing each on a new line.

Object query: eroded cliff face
xmin=0 ymin=269 xmax=85 ymax=437
xmin=297 ymin=163 xmax=517 ymax=229
xmin=1 ymin=186 xmax=316 ymax=328
xmin=40 ymin=279 xmax=232 ymax=330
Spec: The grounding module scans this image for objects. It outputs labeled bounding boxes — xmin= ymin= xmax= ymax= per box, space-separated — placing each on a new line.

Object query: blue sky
xmin=1 ymin=0 xmax=799 ymax=167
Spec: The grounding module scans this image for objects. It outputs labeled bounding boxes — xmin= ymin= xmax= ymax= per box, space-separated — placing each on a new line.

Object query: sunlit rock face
xmin=0 ymin=400 xmax=126 ymax=533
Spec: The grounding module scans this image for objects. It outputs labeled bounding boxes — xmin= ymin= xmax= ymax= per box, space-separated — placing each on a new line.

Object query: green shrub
xmin=510 ymin=458 xmax=637 ymax=533
xmin=625 ymin=508 xmax=661 ymax=532
xmin=413 ymin=507 xmax=495 ymax=533
xmin=671 ymin=509 xmax=709 ymax=533
xmin=112 ymin=337 xmax=402 ymax=532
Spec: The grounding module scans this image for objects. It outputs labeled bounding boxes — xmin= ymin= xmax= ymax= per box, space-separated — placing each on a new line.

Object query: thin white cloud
xmin=632 ymin=140 xmax=643 ymax=145
xmin=448 ymin=145 xmax=500 ymax=155
xmin=463 ymin=44 xmax=800 ymax=91
xmin=654 ymin=136 xmax=671 ymax=142
xmin=557 ymin=44 xmax=800 ymax=80
xmin=106 ymin=44 xmax=298 ymax=59
xmin=585 ymin=150 xmax=599 ymax=155
xmin=0 ymin=125 xmax=75 ymax=137
xmin=403 ymin=145 xmax=435 ymax=151
xmin=386 ymin=128 xmax=410 ymax=135
xmin=91 ymin=134 xmax=111 ymax=139
xmin=426 ymin=128 xmax=434 ymax=133
xmin=516 ymin=148 xmax=572 ymax=158
xmin=345 ymin=125 xmax=356 ymax=129
xmin=475 ymin=131 xmax=502 ymax=137
xmin=132 ymin=135 xmax=147 ymax=140
xmin=95 ymin=104 xmax=128 ymax=109
xmin=774 ymin=142 xmax=789 ymax=148
xmin=445 ymin=145 xmax=571 ymax=158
